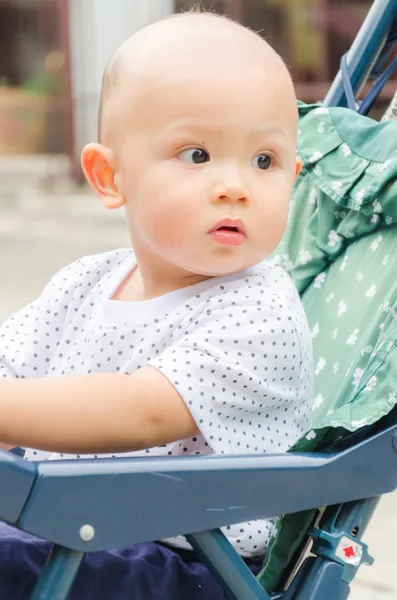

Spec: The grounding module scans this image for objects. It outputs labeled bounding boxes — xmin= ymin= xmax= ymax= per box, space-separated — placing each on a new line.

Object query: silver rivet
xmin=79 ymin=524 xmax=95 ymax=542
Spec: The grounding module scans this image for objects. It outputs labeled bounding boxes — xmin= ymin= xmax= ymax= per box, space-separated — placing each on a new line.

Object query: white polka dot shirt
xmin=0 ymin=249 xmax=313 ymax=557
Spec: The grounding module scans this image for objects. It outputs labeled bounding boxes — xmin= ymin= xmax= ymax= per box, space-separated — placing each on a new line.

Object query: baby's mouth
xmin=208 ymin=219 xmax=246 ymax=246
xmin=217 ymin=226 xmax=239 ymax=232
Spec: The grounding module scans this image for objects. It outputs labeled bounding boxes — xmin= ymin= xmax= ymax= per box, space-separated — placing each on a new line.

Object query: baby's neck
xmin=112 ymin=265 xmax=212 ymax=302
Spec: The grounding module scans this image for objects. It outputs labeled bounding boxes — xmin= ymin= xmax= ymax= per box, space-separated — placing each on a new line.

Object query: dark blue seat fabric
xmin=0 ymin=522 xmax=260 ymax=600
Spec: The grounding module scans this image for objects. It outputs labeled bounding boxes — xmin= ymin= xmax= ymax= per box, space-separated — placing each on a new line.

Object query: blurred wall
xmin=68 ymin=0 xmax=173 ymax=158
xmin=0 ymin=0 xmax=393 ymax=164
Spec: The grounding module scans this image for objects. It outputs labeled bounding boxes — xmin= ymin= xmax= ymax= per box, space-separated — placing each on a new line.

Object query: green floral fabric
xmin=258 ymin=102 xmax=397 ymax=592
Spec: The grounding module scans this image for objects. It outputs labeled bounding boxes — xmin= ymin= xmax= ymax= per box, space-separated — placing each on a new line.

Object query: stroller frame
xmin=3 ymin=0 xmax=397 ymax=598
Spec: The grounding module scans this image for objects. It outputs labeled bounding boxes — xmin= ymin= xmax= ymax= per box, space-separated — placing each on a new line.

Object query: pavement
xmin=0 ymin=164 xmax=396 ymax=599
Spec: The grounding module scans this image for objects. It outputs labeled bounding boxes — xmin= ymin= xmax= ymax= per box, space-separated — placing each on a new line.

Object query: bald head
xmin=97 ymin=11 xmax=296 ymax=145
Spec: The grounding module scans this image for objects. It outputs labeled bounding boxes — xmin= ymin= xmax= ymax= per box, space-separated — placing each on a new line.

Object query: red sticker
xmin=343 ymin=546 xmax=355 ymax=559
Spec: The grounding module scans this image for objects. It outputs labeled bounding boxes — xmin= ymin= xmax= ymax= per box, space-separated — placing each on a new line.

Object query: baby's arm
xmin=0 ymin=368 xmax=198 ymax=454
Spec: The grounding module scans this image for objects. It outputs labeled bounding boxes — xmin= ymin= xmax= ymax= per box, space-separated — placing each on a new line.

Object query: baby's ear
xmin=295 ymin=157 xmax=303 ymax=180
xmin=81 ymin=143 xmax=125 ymax=209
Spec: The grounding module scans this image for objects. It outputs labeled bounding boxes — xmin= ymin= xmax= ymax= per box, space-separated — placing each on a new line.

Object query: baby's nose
xmin=210 ymin=181 xmax=250 ymax=204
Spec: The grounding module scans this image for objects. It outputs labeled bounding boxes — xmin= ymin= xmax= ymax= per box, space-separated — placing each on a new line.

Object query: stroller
xmin=3 ymin=0 xmax=397 ymax=597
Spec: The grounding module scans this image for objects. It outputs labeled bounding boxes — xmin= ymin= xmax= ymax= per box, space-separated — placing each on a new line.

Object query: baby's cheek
xmin=256 ymin=193 xmax=290 ymax=249
xmin=141 ymin=194 xmax=194 ymax=247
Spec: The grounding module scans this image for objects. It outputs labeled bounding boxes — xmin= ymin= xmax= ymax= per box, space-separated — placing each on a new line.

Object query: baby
xmin=0 ymin=9 xmax=312 ymax=599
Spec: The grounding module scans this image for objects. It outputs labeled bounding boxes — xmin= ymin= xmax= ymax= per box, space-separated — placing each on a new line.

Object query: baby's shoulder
xmin=45 ymin=249 xmax=131 ymax=293
xmin=200 ymin=260 xmax=302 ymax=311
xmin=56 ymin=249 xmax=131 ymax=283
xmin=41 ymin=249 xmax=132 ymax=319
xmin=176 ymin=261 xmax=307 ymax=339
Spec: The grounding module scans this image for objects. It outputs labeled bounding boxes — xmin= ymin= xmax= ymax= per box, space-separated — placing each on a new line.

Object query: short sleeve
xmin=0 ymin=250 xmax=130 ymax=381
xmin=0 ymin=253 xmax=109 ymax=380
xmin=0 ymin=278 xmax=71 ymax=380
xmin=149 ymin=297 xmax=312 ymax=454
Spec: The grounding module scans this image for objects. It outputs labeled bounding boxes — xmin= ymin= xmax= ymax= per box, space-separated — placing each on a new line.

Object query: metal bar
xmin=292 ymin=559 xmax=350 ymax=600
xmin=29 ymin=545 xmax=84 ymax=600
xmin=324 ymin=0 xmax=397 ymax=107
xmin=283 ymin=497 xmax=380 ymax=599
xmin=17 ymin=423 xmax=397 ymax=553
xmin=187 ymin=530 xmax=270 ymax=600
xmin=333 ymin=497 xmax=380 ymax=541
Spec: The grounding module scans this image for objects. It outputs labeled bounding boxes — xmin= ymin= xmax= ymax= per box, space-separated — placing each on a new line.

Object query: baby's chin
xmin=186 ymin=254 xmax=268 ymax=278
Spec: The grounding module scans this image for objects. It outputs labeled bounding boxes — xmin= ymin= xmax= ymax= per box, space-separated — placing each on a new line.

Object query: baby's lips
xmin=209 ymin=218 xmax=246 ymax=235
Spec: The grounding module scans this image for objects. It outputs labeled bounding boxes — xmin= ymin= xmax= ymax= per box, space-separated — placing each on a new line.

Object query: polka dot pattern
xmin=0 ymin=249 xmax=313 ymax=557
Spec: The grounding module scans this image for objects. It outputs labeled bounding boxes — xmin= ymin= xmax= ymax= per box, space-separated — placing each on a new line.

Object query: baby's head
xmin=82 ymin=11 xmax=301 ymax=287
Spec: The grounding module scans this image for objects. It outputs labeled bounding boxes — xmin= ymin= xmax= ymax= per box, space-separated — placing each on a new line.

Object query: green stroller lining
xmin=259 ymin=101 xmax=397 ymax=592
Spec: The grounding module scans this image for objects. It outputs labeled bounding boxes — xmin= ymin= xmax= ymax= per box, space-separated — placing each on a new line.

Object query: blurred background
xmin=0 ymin=2 xmax=396 ymax=598
xmin=0 ymin=0 xmax=393 ymax=176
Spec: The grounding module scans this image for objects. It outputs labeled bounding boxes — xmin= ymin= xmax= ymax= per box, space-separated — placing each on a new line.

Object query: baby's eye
xmin=177 ymin=148 xmax=210 ymax=164
xmin=251 ymin=153 xmax=273 ymax=170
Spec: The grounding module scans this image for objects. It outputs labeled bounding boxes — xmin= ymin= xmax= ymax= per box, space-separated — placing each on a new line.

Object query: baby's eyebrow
xmin=163 ymin=120 xmax=209 ymax=137
xmin=160 ymin=120 xmax=289 ymax=146
xmin=250 ymin=123 xmax=288 ymax=138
